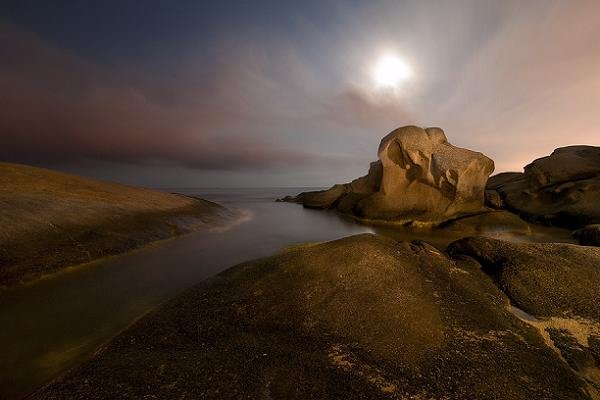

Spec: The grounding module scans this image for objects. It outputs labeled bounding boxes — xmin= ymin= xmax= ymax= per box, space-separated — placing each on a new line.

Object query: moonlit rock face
xmin=289 ymin=126 xmax=495 ymax=223
xmin=358 ymin=126 xmax=495 ymax=220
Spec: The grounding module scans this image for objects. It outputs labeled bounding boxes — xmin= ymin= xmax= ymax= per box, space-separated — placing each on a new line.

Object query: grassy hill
xmin=0 ymin=162 xmax=235 ymax=287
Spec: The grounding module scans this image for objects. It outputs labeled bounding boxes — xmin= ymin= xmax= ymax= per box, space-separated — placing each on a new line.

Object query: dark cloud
xmin=0 ymin=23 xmax=341 ymax=171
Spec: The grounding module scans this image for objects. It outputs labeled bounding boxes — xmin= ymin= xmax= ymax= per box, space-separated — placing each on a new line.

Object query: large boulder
xmin=33 ymin=234 xmax=591 ymax=399
xmin=448 ymin=237 xmax=600 ymax=319
xmin=448 ymin=237 xmax=600 ymax=393
xmin=286 ymin=126 xmax=494 ymax=224
xmin=486 ymin=146 xmax=600 ymax=228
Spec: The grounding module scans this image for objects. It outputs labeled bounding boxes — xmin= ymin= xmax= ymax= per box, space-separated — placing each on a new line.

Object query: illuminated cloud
xmin=1 ymin=0 xmax=600 ymax=186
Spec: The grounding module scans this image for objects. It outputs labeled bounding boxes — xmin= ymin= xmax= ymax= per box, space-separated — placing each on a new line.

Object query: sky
xmin=1 ymin=0 xmax=600 ymax=188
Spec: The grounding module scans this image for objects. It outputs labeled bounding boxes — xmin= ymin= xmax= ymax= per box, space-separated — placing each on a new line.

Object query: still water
xmin=0 ymin=188 xmax=575 ymax=399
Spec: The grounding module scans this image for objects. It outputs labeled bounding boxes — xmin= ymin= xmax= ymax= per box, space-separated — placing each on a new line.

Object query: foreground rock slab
xmin=34 ymin=234 xmax=591 ymax=399
xmin=285 ymin=126 xmax=494 ymax=224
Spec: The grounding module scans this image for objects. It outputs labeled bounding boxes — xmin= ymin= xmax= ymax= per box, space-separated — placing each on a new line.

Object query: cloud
xmin=0 ymin=22 xmax=346 ymax=171
xmin=320 ymin=87 xmax=412 ymax=129
xmin=409 ymin=0 xmax=600 ymax=171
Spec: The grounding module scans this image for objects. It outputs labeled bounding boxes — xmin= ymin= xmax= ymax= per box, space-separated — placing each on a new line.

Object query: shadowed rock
xmin=438 ymin=210 xmax=531 ymax=235
xmin=448 ymin=237 xmax=600 ymax=395
xmin=285 ymin=126 xmax=494 ymax=224
xmin=574 ymin=224 xmax=600 ymax=246
xmin=33 ymin=234 xmax=591 ymax=399
xmin=486 ymin=146 xmax=600 ymax=228
xmin=448 ymin=237 xmax=600 ymax=319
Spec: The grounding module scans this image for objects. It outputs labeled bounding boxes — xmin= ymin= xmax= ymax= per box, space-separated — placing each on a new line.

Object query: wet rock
xmin=438 ymin=210 xmax=531 ymax=235
xmin=283 ymin=126 xmax=494 ymax=224
xmin=34 ymin=234 xmax=589 ymax=399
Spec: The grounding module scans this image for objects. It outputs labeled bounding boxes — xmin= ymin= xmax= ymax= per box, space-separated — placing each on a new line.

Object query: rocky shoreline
xmin=282 ymin=126 xmax=600 ymax=245
xmin=484 ymin=146 xmax=600 ymax=227
xmin=0 ymin=162 xmax=239 ymax=288
xmin=12 ymin=126 xmax=600 ymax=399
xmin=280 ymin=126 xmax=495 ymax=225
xmin=32 ymin=234 xmax=600 ymax=399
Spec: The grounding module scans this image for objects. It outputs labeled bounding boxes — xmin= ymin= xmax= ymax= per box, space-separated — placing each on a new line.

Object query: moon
xmin=372 ymin=54 xmax=411 ymax=88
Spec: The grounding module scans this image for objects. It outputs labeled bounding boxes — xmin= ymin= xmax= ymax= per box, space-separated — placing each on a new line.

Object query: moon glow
xmin=373 ymin=54 xmax=411 ymax=88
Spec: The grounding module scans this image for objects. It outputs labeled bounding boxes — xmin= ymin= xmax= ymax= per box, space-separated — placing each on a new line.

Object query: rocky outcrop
xmin=486 ymin=146 xmax=600 ymax=228
xmin=286 ymin=126 xmax=494 ymax=224
xmin=33 ymin=234 xmax=592 ymax=399
xmin=0 ymin=162 xmax=237 ymax=287
xmin=449 ymin=237 xmax=600 ymax=394
xmin=448 ymin=237 xmax=600 ymax=319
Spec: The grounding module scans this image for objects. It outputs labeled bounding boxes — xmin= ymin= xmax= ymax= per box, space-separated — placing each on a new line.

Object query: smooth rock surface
xmin=438 ymin=210 xmax=531 ymax=235
xmin=286 ymin=126 xmax=494 ymax=224
xmin=448 ymin=237 xmax=600 ymax=396
xmin=0 ymin=162 xmax=235 ymax=287
xmin=486 ymin=146 xmax=600 ymax=228
xmin=448 ymin=237 xmax=600 ymax=319
xmin=34 ymin=234 xmax=591 ymax=400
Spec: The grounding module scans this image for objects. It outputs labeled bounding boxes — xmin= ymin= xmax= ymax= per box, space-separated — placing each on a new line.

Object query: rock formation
xmin=449 ymin=237 xmax=600 ymax=393
xmin=285 ymin=126 xmax=495 ymax=224
xmin=574 ymin=224 xmax=600 ymax=246
xmin=486 ymin=146 xmax=600 ymax=228
xmin=34 ymin=234 xmax=598 ymax=399
xmin=448 ymin=237 xmax=600 ymax=320
xmin=0 ymin=162 xmax=237 ymax=287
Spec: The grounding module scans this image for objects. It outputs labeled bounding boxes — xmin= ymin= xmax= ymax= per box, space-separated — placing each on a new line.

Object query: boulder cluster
xmin=32 ymin=126 xmax=600 ymax=399
xmin=284 ymin=126 xmax=600 ymax=245
xmin=485 ymin=145 xmax=600 ymax=243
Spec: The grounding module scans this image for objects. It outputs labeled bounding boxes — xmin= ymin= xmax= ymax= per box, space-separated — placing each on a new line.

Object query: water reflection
xmin=0 ymin=188 xmax=371 ymax=399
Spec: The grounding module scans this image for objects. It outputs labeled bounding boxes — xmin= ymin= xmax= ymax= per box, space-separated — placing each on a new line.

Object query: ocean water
xmin=0 ymin=188 xmax=575 ymax=399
